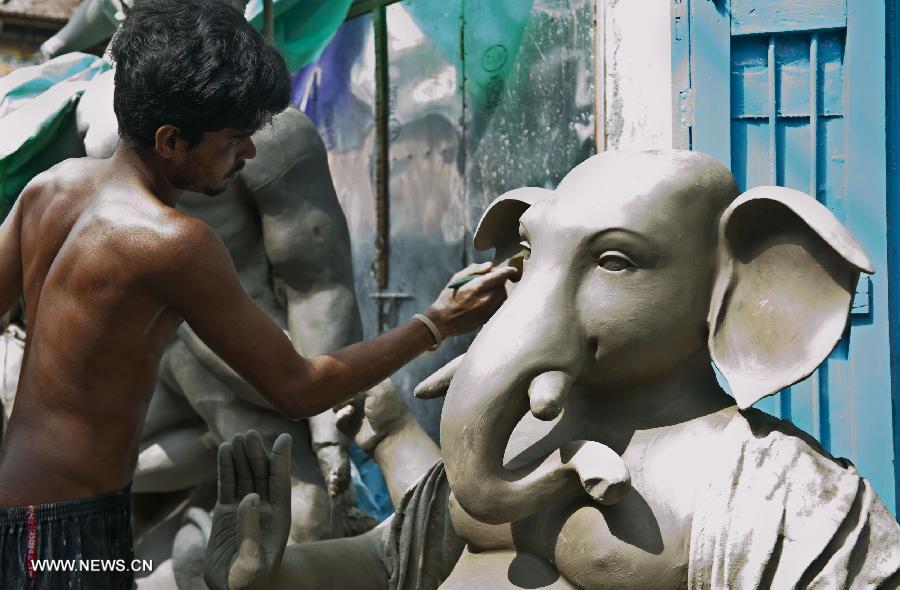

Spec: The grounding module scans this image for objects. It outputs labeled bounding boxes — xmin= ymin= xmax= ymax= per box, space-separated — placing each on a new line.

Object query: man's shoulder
xmin=21 ymin=157 xmax=93 ymax=199
xmin=138 ymin=210 xmax=220 ymax=259
xmin=137 ymin=212 xmax=229 ymax=280
xmin=15 ymin=158 xmax=109 ymax=236
xmin=71 ymin=191 xmax=224 ymax=283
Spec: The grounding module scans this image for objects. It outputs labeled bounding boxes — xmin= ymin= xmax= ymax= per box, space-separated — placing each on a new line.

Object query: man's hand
xmin=424 ymin=262 xmax=518 ymax=339
xmin=205 ymin=431 xmax=292 ymax=590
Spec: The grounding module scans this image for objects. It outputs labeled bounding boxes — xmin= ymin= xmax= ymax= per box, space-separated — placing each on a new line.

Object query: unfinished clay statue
xmin=206 ymin=150 xmax=900 ymax=590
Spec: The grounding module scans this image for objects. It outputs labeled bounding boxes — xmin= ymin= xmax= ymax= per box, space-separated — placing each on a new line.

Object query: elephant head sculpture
xmin=440 ymin=149 xmax=873 ymax=525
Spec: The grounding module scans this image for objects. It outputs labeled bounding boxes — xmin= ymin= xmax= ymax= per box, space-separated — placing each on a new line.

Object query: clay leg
xmin=288 ymin=424 xmax=337 ymax=543
xmin=133 ymin=347 xmax=217 ymax=583
xmin=142 ymin=350 xmax=200 ymax=439
xmin=0 ymin=325 xmax=25 ymax=438
xmin=172 ymin=507 xmax=214 ymax=590
xmin=135 ymin=421 xmax=218 ymax=493
xmin=136 ymin=350 xmax=216 ymax=493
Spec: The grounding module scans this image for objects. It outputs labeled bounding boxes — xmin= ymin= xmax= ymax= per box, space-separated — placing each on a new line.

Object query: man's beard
xmin=172 ymin=164 xmax=242 ymax=197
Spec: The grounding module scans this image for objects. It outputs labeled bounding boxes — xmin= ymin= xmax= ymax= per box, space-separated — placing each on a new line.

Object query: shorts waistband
xmin=0 ymin=483 xmax=131 ymax=525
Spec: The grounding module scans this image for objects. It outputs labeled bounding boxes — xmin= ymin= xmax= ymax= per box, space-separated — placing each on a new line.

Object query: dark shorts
xmin=0 ymin=484 xmax=134 ymax=589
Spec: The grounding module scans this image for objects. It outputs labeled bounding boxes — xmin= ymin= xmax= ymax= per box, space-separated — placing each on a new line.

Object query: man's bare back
xmin=0 ymin=156 xmax=203 ymax=505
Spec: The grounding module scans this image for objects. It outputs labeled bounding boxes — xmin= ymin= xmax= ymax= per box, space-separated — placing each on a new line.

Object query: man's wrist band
xmin=413 ymin=313 xmax=443 ymax=351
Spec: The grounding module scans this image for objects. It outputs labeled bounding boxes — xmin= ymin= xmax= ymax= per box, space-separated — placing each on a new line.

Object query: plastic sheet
xmin=0 ymin=53 xmax=109 ymax=218
xmin=245 ymin=0 xmax=355 ymax=70
xmin=290 ymin=0 xmax=595 ymax=443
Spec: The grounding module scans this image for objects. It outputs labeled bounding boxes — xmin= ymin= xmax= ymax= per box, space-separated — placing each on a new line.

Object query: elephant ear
xmin=708 ymin=186 xmax=874 ymax=409
xmin=474 ymin=187 xmax=553 ymax=262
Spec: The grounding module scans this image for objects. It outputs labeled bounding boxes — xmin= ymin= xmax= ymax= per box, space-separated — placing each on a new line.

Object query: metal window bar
xmin=768 ymin=35 xmax=777 ymax=185
xmin=810 ymin=33 xmax=818 ymax=200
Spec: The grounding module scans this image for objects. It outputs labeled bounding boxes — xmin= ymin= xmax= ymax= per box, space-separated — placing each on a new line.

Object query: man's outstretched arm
xmin=157 ymin=217 xmax=514 ymax=420
xmin=0 ymin=198 xmax=23 ymax=318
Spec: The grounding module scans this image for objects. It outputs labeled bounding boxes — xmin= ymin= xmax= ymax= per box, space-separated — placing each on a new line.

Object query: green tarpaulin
xmin=246 ymin=0 xmax=354 ymax=70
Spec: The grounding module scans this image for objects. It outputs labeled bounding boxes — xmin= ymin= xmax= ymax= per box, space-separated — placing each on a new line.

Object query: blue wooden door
xmin=677 ymin=0 xmax=895 ymax=512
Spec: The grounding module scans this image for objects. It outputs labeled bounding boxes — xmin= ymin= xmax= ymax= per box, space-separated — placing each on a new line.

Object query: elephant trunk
xmin=441 ymin=277 xmax=630 ymax=525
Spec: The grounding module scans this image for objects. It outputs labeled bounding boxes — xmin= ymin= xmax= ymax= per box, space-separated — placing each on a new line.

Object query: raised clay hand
xmin=334 ymin=379 xmax=411 ymax=455
xmin=205 ymin=431 xmax=292 ymax=590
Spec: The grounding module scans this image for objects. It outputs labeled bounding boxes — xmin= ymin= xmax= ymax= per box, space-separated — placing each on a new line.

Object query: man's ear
xmin=154 ymin=125 xmax=187 ymax=158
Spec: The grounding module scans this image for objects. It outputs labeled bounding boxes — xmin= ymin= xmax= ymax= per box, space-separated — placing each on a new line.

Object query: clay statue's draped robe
xmin=382 ymin=461 xmax=464 ymax=590
xmin=382 ymin=408 xmax=900 ymax=590
xmin=689 ymin=408 xmax=900 ymax=589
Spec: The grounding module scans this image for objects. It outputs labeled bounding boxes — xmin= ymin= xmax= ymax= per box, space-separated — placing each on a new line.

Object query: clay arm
xmin=176 ymin=324 xmax=275 ymax=409
xmin=156 ymin=216 xmax=514 ymax=420
xmin=0 ymin=196 xmax=24 ymax=318
xmin=336 ymin=379 xmax=441 ymax=506
xmin=262 ymin=527 xmax=389 ymax=590
xmin=40 ymin=0 xmax=118 ymax=59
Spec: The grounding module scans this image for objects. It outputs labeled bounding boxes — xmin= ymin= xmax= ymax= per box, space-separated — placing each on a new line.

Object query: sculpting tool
xmin=447 ymin=251 xmax=526 ymax=289
xmin=447 ymin=274 xmax=481 ymax=289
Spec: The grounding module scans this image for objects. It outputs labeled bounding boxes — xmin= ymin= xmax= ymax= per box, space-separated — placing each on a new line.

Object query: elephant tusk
xmin=414 ymin=354 xmax=464 ymax=399
xmin=528 ymin=370 xmax=572 ymax=420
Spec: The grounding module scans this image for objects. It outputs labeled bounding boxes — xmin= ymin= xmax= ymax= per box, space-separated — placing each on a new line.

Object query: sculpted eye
xmin=598 ymin=251 xmax=636 ymax=272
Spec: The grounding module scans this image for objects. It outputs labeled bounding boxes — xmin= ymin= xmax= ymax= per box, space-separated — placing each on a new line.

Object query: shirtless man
xmin=0 ymin=0 xmax=513 ymax=587
xmin=35 ymin=0 xmax=392 ymax=552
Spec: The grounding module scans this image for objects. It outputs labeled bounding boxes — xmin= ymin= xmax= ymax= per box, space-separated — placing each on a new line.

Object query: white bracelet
xmin=412 ymin=314 xmax=442 ymax=351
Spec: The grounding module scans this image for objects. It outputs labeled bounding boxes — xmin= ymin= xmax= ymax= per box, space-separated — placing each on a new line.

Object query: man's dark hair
xmin=109 ymin=0 xmax=290 ymax=148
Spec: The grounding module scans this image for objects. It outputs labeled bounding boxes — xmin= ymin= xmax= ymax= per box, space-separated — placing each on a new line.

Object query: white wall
xmin=597 ymin=0 xmax=673 ymax=151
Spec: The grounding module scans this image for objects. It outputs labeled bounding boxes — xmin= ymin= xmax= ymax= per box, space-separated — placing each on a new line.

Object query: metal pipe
xmin=768 ymin=35 xmax=777 ymax=185
xmin=810 ymin=33 xmax=819 ymax=199
xmin=263 ymin=0 xmax=274 ymax=43
xmin=373 ymin=5 xmax=390 ymax=330
xmin=347 ymin=0 xmax=402 ymax=21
